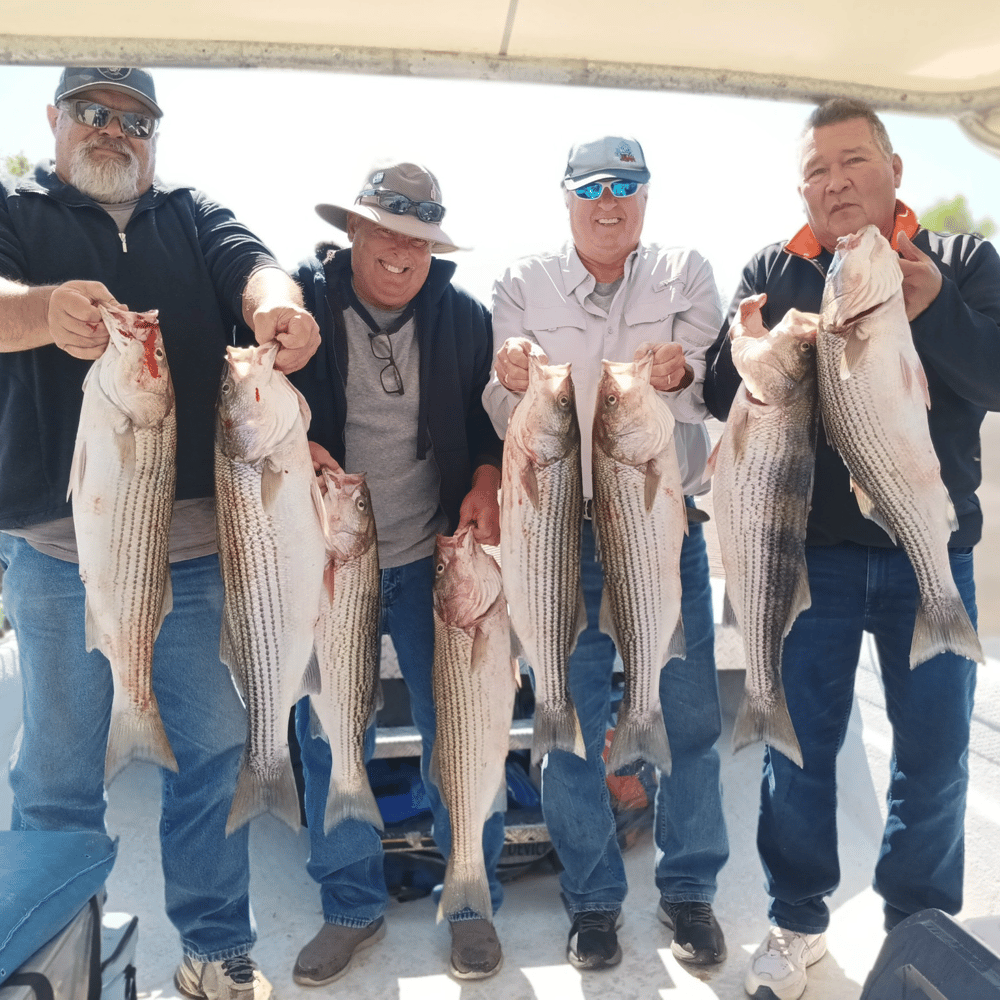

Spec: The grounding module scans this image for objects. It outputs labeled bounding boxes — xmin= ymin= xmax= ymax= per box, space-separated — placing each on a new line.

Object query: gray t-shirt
xmin=342 ymin=296 xmax=447 ymax=568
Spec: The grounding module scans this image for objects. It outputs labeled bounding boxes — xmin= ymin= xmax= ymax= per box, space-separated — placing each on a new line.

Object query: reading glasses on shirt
xmin=58 ymin=100 xmax=157 ymax=139
xmin=572 ymin=180 xmax=640 ymax=200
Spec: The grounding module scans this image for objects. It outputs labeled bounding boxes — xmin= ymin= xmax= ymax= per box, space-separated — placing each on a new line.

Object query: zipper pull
xmin=119 ymin=232 xmax=128 ymax=254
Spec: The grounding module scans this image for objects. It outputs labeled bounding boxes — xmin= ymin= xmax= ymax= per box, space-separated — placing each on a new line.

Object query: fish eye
xmin=435 ymin=561 xmax=445 ymax=576
xmin=606 ymin=393 xmax=618 ymax=406
xmin=356 ymin=498 xmax=367 ymax=512
xmin=221 ymin=380 xmax=232 ymax=395
xmin=558 ymin=394 xmax=570 ymax=407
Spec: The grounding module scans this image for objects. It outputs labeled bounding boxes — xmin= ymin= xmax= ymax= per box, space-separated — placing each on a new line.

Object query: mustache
xmin=82 ymin=135 xmax=136 ymax=160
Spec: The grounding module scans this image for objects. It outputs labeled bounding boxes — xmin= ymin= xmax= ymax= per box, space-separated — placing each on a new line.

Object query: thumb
xmin=896 ymin=230 xmax=924 ymax=261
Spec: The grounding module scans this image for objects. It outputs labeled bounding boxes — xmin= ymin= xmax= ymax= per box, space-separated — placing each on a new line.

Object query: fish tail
xmin=323 ymin=778 xmax=384 ymax=834
xmin=910 ymin=599 xmax=984 ymax=668
xmin=606 ymin=706 xmax=672 ymax=775
xmin=731 ymin=692 xmax=804 ymax=768
xmin=531 ymin=701 xmax=586 ymax=766
xmin=105 ymin=703 xmax=178 ymax=784
xmin=437 ymin=855 xmax=492 ymax=926
xmin=225 ymin=757 xmax=301 ymax=835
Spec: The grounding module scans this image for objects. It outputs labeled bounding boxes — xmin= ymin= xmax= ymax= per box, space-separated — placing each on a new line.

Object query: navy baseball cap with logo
xmin=563 ymin=135 xmax=650 ymax=189
xmin=54 ymin=67 xmax=162 ymax=118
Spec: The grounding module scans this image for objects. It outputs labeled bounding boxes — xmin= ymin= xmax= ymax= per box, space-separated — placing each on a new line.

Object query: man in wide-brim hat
xmin=287 ymin=161 xmax=505 ymax=984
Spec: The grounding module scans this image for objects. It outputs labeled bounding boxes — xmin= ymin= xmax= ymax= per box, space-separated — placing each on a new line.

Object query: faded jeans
xmin=295 ymin=554 xmax=506 ymax=927
xmin=1 ymin=533 xmax=254 ymax=961
xmin=542 ymin=512 xmax=729 ymax=916
xmin=760 ymin=542 xmax=978 ymax=934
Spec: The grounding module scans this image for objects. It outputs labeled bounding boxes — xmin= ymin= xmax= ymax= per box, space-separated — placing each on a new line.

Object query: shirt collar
xmin=785 ymin=200 xmax=920 ymax=259
xmin=563 ymin=241 xmax=641 ymax=300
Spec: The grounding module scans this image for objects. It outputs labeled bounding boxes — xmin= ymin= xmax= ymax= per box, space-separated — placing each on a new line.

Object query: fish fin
xmin=219 ymin=623 xmax=245 ymax=699
xmin=666 ymin=613 xmax=686 ymax=662
xmin=470 ymin=623 xmax=489 ymax=673
xmin=114 ymin=424 xmax=137 ymax=480
xmin=531 ymin=702 xmax=586 ymax=765
xmin=851 ymin=479 xmax=896 ymax=541
xmin=509 ymin=628 xmax=525 ymax=662
xmin=324 ymin=778 xmax=383 ymax=834
xmin=910 ymin=598 xmax=984 ymax=668
xmin=105 ymin=698 xmax=179 ymax=783
xmin=259 ymin=461 xmax=285 ymax=512
xmin=428 ymin=742 xmax=441 ymax=790
xmin=721 ymin=590 xmax=740 ymax=632
xmin=597 ymin=587 xmax=618 ymax=648
xmin=900 ymin=353 xmax=932 ymax=410
xmin=374 ymin=677 xmax=385 ymax=713
xmin=511 ymin=657 xmax=522 ymax=689
xmin=67 ymin=438 xmax=86 ymax=501
xmin=155 ymin=566 xmax=174 ymax=637
xmin=566 ymin=588 xmax=589 ymax=658
xmin=727 ymin=403 xmax=752 ymax=464
xmin=840 ymin=328 xmax=869 ymax=379
xmin=786 ymin=561 xmax=812 ymax=636
xmin=323 ymin=561 xmax=336 ymax=605
xmin=643 ymin=461 xmax=661 ymax=512
xmin=310 ymin=476 xmax=330 ymax=546
xmin=437 ymin=856 xmax=492 ymax=926
xmin=520 ymin=463 xmax=541 ymax=511
xmin=731 ymin=692 xmax=803 ymax=768
xmin=83 ymin=598 xmax=101 ymax=654
xmin=606 ymin=705 xmax=672 ymax=775
xmin=225 ymin=755 xmax=301 ymax=835
xmin=685 ymin=504 xmax=709 ymax=525
xmin=307 ymin=698 xmax=328 ymax=742
xmin=298 ymin=653 xmax=322 ymax=699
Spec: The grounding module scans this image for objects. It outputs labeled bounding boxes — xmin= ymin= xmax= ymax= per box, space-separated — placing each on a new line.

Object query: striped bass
xmin=592 ymin=352 xmax=685 ymax=775
xmin=309 ymin=467 xmax=382 ymax=834
xmin=431 ymin=526 xmax=518 ymax=923
xmin=215 ymin=342 xmax=327 ymax=834
xmin=818 ymin=225 xmax=983 ymax=667
xmin=710 ymin=297 xmax=819 ymax=767
xmin=68 ymin=305 xmax=177 ymax=783
xmin=499 ymin=352 xmax=586 ymax=764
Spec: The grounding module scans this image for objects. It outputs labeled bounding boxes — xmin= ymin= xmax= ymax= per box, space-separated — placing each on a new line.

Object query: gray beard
xmin=68 ymin=141 xmax=141 ymax=204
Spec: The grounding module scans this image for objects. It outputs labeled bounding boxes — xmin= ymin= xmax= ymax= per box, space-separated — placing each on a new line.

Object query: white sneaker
xmin=744 ymin=927 xmax=827 ymax=1000
xmin=175 ymin=955 xmax=273 ymax=1000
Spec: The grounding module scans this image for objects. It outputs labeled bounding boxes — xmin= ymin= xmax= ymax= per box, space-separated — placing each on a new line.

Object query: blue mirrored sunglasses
xmin=58 ymin=100 xmax=157 ymax=139
xmin=359 ymin=188 xmax=446 ymax=223
xmin=572 ymin=179 xmax=640 ymax=200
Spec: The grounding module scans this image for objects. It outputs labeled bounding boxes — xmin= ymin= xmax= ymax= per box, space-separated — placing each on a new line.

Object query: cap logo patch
xmin=370 ymin=171 xmax=384 ymax=185
xmin=615 ymin=141 xmax=636 ymax=164
xmin=98 ymin=68 xmax=132 ymax=81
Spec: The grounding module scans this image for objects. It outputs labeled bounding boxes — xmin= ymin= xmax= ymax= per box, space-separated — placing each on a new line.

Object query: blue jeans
xmin=542 ymin=512 xmax=729 ymax=916
xmin=295 ymin=555 xmax=506 ymax=927
xmin=1 ymin=534 xmax=253 ymax=962
xmin=760 ymin=542 xmax=978 ymax=934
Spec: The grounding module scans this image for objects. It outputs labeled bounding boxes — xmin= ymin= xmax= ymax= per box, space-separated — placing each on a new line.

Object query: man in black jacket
xmin=705 ymin=98 xmax=1000 ymax=1000
xmin=0 ymin=67 xmax=319 ymax=1000
xmin=288 ymin=162 xmax=504 ymax=985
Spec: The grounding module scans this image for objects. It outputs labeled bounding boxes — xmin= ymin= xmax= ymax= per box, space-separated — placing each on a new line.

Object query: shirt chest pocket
xmin=521 ymin=305 xmax=587 ymax=337
xmin=624 ymin=282 xmax=692 ymax=337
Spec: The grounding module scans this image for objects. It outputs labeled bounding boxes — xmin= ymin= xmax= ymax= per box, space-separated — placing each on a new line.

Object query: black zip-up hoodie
xmin=704 ymin=208 xmax=1000 ymax=548
xmin=0 ymin=164 xmax=275 ymax=529
xmin=289 ymin=245 xmax=502 ymax=533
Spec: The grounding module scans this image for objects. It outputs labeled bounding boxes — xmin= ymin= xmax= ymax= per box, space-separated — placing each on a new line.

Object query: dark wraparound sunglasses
xmin=59 ymin=100 xmax=157 ymax=139
xmin=359 ymin=188 xmax=446 ymax=223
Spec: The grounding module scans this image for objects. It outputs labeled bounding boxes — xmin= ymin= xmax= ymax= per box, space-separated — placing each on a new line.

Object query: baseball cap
xmin=315 ymin=162 xmax=467 ymax=253
xmin=563 ymin=135 xmax=650 ymax=189
xmin=54 ymin=67 xmax=162 ymax=118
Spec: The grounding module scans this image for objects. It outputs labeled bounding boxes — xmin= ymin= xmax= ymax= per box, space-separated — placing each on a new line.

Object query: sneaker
xmin=657 ymin=899 xmax=727 ymax=964
xmin=174 ymin=955 xmax=272 ymax=1000
xmin=567 ymin=910 xmax=623 ymax=970
xmin=449 ymin=918 xmax=503 ymax=980
xmin=292 ymin=918 xmax=386 ymax=986
xmin=744 ymin=927 xmax=827 ymax=1000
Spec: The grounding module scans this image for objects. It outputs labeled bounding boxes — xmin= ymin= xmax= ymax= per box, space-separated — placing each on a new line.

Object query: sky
xmin=2 ymin=63 xmax=998 ymax=311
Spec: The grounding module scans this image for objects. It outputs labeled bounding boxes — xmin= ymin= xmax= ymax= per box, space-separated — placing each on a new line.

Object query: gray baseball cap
xmin=54 ymin=67 xmax=162 ymax=118
xmin=563 ymin=135 xmax=650 ymax=189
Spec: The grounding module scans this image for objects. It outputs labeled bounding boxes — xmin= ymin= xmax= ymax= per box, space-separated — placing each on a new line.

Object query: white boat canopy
xmin=3 ymin=1 xmax=1000 ymax=154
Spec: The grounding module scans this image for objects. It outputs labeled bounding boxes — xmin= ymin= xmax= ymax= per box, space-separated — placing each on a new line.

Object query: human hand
xmin=897 ymin=231 xmax=942 ymax=321
xmin=635 ymin=340 xmax=692 ymax=392
xmin=254 ymin=305 xmax=320 ymax=374
xmin=495 ymin=337 xmax=546 ymax=394
xmin=458 ymin=464 xmax=501 ymax=546
xmin=308 ymin=440 xmax=343 ymax=476
xmin=47 ymin=280 xmax=121 ymax=359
